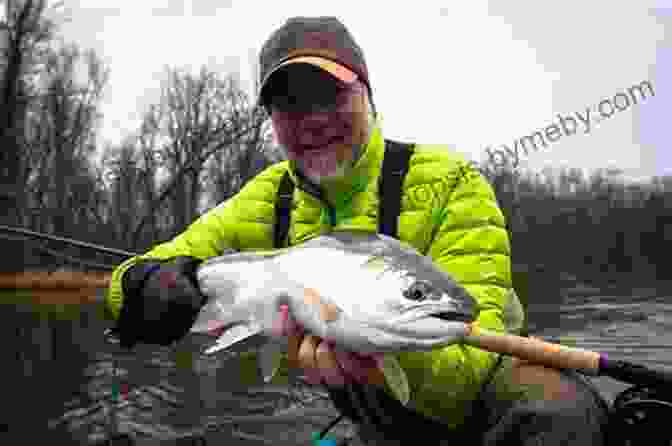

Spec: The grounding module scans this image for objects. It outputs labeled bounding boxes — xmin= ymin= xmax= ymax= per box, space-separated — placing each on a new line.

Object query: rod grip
xmin=463 ymin=324 xmax=601 ymax=374
xmin=0 ymin=271 xmax=112 ymax=290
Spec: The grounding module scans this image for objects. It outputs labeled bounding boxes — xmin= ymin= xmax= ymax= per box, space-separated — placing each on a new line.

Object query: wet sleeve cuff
xmin=122 ymin=262 xmax=161 ymax=299
xmin=115 ymin=261 xmax=161 ymax=348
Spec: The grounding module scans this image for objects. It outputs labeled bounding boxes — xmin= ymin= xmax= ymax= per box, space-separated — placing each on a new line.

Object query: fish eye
xmin=404 ymin=281 xmax=431 ymax=301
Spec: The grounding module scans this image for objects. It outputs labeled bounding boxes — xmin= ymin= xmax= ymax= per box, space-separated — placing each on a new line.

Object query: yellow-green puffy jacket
xmin=106 ymin=121 xmax=517 ymax=429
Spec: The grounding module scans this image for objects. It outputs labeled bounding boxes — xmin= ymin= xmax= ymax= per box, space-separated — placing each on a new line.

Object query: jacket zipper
xmin=294 ymin=172 xmax=338 ymax=227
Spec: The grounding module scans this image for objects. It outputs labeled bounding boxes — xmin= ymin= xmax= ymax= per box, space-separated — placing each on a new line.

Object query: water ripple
xmin=47 ymin=285 xmax=672 ymax=444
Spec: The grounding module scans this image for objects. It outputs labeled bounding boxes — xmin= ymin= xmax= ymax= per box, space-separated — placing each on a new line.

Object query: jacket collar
xmin=286 ymin=118 xmax=385 ymax=209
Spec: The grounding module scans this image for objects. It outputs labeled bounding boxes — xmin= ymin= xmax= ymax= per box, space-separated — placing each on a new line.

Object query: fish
xmin=189 ymin=231 xmax=478 ymax=405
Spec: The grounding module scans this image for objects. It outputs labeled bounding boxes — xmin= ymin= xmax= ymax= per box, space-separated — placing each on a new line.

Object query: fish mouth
xmin=393 ymin=301 xmax=476 ymax=326
xmin=376 ymin=306 xmax=475 ymax=341
xmin=431 ymin=311 xmax=475 ymax=323
xmin=377 ymin=314 xmax=471 ymax=346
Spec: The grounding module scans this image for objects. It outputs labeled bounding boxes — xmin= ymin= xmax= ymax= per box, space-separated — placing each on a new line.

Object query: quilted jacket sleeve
xmin=428 ymin=161 xmax=512 ymax=333
xmin=105 ymin=163 xmax=287 ymax=321
xmin=396 ymin=159 xmax=514 ymax=428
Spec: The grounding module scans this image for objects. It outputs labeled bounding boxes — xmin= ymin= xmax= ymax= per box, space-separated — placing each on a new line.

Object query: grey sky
xmin=48 ymin=0 xmax=670 ymax=182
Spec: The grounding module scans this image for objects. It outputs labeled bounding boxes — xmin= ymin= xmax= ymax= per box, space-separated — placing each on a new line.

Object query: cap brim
xmin=257 ymin=56 xmax=358 ymax=109
xmin=276 ymin=56 xmax=358 ymax=84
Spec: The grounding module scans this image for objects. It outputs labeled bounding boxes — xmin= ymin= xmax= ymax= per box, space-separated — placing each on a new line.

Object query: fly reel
xmin=608 ymin=385 xmax=672 ymax=446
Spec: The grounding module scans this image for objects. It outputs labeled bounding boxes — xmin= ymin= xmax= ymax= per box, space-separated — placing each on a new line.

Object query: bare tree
xmin=203 ymin=79 xmax=277 ymax=207
xmin=159 ymin=66 xmax=218 ymax=231
xmin=22 ymin=42 xmax=108 ymax=238
xmin=135 ymin=104 xmax=165 ymax=244
xmin=0 ymin=0 xmax=64 ymax=265
xmin=123 ymin=66 xmax=274 ymax=246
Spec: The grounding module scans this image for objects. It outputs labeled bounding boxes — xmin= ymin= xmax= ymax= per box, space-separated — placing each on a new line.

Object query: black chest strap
xmin=273 ymin=139 xmax=414 ymax=249
xmin=273 ymin=171 xmax=295 ymax=249
xmin=377 ymin=140 xmax=414 ymax=237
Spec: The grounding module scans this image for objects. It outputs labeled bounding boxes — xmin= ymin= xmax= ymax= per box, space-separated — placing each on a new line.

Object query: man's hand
xmin=276 ymin=305 xmax=386 ymax=387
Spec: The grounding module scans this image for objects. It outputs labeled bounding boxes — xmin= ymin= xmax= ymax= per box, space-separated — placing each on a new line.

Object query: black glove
xmin=114 ymin=256 xmax=205 ymax=348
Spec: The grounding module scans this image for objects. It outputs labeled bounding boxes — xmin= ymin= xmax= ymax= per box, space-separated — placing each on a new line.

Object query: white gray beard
xmin=280 ymin=112 xmax=376 ymax=185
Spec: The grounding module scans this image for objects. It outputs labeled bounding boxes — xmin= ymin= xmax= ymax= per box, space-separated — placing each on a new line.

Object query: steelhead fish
xmin=189 ymin=231 xmax=478 ymax=404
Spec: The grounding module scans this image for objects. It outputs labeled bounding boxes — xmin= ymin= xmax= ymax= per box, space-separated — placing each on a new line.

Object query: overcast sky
xmin=46 ymin=0 xmax=671 ymax=182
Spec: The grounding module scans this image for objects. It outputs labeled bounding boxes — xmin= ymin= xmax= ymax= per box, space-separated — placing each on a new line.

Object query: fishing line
xmin=0 ymin=224 xmax=139 ymax=259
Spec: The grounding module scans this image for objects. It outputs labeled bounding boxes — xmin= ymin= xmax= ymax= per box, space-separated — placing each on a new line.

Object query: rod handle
xmin=463 ymin=324 xmax=601 ymax=374
xmin=0 ymin=271 xmax=112 ymax=290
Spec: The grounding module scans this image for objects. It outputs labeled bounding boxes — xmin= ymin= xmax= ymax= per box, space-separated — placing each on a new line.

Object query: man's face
xmin=265 ymin=64 xmax=371 ymax=182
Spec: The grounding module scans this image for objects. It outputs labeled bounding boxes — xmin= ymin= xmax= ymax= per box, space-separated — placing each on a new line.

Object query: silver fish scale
xmin=193 ymin=231 xmax=479 ymax=357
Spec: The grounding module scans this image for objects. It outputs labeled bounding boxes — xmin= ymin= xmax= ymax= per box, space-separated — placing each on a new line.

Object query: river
xmin=26 ymin=281 xmax=672 ymax=445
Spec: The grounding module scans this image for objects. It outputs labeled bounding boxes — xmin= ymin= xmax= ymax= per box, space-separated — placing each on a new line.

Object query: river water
xmin=39 ymin=281 xmax=672 ymax=445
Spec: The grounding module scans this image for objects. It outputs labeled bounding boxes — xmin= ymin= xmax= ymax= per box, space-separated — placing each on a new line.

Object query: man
xmin=106 ymin=16 xmax=610 ymax=446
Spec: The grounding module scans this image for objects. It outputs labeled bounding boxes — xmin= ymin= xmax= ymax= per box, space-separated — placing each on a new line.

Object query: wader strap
xmin=274 ymin=171 xmax=295 ymax=249
xmin=378 ymin=140 xmax=414 ymax=237
xmin=272 ymin=139 xmax=414 ymax=249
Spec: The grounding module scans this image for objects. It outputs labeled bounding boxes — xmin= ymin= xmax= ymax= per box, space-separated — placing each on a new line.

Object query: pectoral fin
xmin=258 ymin=339 xmax=286 ymax=383
xmin=204 ymin=322 xmax=264 ymax=355
xmin=377 ymin=355 xmax=410 ymax=406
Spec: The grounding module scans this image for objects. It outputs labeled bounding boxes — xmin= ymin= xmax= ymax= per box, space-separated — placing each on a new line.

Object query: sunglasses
xmin=263 ymin=66 xmax=364 ymax=114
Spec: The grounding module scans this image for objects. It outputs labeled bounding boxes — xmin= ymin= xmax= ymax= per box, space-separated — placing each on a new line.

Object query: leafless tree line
xmin=0 ymin=0 xmax=280 ymax=271
xmin=3 ymin=0 xmax=672 ymax=287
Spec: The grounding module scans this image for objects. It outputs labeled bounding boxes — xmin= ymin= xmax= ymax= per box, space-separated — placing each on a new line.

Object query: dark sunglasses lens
xmin=272 ymin=93 xmax=315 ymax=112
xmin=266 ymin=72 xmax=343 ymax=112
xmin=273 ymin=89 xmax=339 ymax=112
